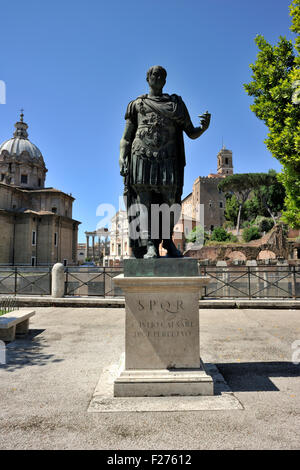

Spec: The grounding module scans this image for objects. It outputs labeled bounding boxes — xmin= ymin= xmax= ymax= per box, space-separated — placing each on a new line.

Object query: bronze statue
xmin=119 ymin=65 xmax=211 ymax=258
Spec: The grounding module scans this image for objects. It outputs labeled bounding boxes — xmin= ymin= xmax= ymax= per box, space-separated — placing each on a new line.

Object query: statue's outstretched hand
xmin=198 ymin=111 xmax=211 ymax=132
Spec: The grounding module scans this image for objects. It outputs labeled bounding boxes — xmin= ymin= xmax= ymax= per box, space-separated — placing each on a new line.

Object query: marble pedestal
xmin=113 ymin=259 xmax=213 ymax=397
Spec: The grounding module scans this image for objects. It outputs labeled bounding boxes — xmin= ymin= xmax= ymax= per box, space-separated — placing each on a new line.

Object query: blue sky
xmin=0 ymin=0 xmax=295 ymax=242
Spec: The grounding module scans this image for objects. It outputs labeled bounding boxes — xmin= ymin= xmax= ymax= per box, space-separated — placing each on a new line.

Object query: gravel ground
xmin=0 ymin=307 xmax=300 ymax=450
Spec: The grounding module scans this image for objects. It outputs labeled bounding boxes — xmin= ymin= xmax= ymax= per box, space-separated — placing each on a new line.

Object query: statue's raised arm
xmin=183 ymin=107 xmax=211 ymax=140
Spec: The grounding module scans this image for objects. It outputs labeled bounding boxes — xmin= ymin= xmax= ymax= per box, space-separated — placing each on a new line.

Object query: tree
xmin=221 ymin=171 xmax=285 ymax=230
xmin=224 ymin=194 xmax=240 ymax=226
xmin=243 ymin=195 xmax=262 ymax=221
xmin=224 ymin=194 xmax=252 ymax=226
xmin=218 ymin=174 xmax=253 ymax=235
xmin=244 ymin=0 xmax=300 ymax=227
xmin=247 ymin=170 xmax=286 ymax=222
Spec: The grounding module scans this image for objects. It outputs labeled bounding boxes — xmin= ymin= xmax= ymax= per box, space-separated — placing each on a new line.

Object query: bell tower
xmin=217 ymin=146 xmax=233 ymax=176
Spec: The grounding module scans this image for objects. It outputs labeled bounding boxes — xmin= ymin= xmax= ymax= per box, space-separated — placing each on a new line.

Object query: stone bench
xmin=0 ymin=309 xmax=35 ymax=342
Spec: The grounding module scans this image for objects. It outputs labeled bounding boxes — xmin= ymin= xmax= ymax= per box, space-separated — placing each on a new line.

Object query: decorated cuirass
xmin=132 ymin=99 xmax=178 ymax=160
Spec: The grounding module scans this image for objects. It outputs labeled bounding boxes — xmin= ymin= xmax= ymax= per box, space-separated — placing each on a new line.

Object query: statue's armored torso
xmin=133 ymin=101 xmax=178 ymax=159
xmin=126 ymin=94 xmax=188 ymax=190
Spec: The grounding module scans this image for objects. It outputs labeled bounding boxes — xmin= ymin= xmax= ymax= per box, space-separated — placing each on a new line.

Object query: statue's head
xmin=146 ymin=65 xmax=167 ymax=89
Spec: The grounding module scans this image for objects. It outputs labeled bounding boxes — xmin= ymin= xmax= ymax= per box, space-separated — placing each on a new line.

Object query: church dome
xmin=0 ymin=112 xmax=47 ymax=188
xmin=0 ymin=136 xmax=43 ymax=160
xmin=0 ymin=112 xmax=44 ymax=162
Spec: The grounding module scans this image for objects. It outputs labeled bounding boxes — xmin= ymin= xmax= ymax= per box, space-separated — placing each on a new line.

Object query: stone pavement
xmin=0 ymin=307 xmax=300 ymax=449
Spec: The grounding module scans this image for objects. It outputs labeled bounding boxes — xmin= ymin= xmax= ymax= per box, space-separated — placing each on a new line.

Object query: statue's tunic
xmin=125 ymin=94 xmax=193 ymax=201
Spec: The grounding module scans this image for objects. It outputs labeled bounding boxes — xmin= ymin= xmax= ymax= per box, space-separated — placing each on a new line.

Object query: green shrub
xmin=211 ymin=227 xmax=231 ymax=242
xmin=241 ymin=220 xmax=251 ymax=229
xmin=242 ymin=226 xmax=261 ymax=242
xmin=228 ymin=233 xmax=238 ymax=242
xmin=258 ymin=217 xmax=274 ymax=233
xmin=186 ymin=226 xmax=209 ymax=244
xmin=223 ymin=221 xmax=234 ymax=230
xmin=254 ymin=215 xmax=265 ymax=226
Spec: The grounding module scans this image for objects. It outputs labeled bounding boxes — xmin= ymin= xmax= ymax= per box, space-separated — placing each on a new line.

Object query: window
xmin=225 ymin=158 xmax=229 ymax=165
xmin=1 ymin=174 xmax=4 ymax=181
xmin=63 ymin=259 xmax=67 ymax=266
xmin=21 ymin=174 xmax=28 ymax=184
xmin=210 ymin=225 xmax=214 ymax=231
xmin=38 ymin=178 xmax=41 ymax=187
xmin=54 ymin=232 xmax=58 ymax=247
xmin=31 ymin=257 xmax=36 ymax=267
xmin=118 ymin=244 xmax=121 ymax=256
xmin=52 ymin=207 xmax=57 ymax=214
xmin=219 ymin=202 xmax=223 ymax=208
xmin=32 ymin=230 xmax=36 ymax=246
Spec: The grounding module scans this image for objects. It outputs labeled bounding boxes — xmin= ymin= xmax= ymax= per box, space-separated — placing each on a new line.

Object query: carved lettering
xmin=137 ymin=298 xmax=185 ymax=314
xmin=133 ymin=298 xmax=194 ymax=339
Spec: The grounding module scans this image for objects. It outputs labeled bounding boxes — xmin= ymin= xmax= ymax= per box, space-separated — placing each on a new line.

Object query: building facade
xmin=182 ymin=146 xmax=234 ymax=233
xmin=0 ymin=113 xmax=80 ymax=266
xmin=103 ymin=211 xmax=129 ymax=266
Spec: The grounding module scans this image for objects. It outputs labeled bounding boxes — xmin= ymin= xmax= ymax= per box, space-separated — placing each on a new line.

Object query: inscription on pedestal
xmin=134 ymin=299 xmax=193 ymax=338
xmin=125 ymin=292 xmax=200 ymax=370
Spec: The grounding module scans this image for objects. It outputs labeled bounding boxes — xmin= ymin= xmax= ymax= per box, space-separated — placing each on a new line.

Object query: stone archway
xmin=227 ymin=251 xmax=247 ymax=261
xmin=257 ymin=250 xmax=276 ymax=260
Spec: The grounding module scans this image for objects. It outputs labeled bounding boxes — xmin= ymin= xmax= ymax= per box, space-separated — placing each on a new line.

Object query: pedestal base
xmin=114 ymin=360 xmax=214 ymax=397
xmin=113 ymin=260 xmax=212 ymax=398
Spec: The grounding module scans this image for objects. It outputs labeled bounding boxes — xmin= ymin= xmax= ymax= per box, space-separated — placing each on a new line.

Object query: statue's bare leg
xmin=160 ymin=189 xmax=183 ymax=258
xmin=136 ymin=191 xmax=159 ymax=259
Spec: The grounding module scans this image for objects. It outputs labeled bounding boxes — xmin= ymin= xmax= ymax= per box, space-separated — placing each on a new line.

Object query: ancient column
xmin=92 ymin=235 xmax=95 ymax=261
xmin=86 ymin=234 xmax=89 ymax=260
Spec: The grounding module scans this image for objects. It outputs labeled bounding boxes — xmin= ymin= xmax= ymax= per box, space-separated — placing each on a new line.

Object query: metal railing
xmin=0 ymin=266 xmax=52 ymax=296
xmin=0 ymin=265 xmax=299 ymax=299
xmin=64 ymin=266 xmax=123 ymax=297
xmin=199 ymin=265 xmax=300 ymax=299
